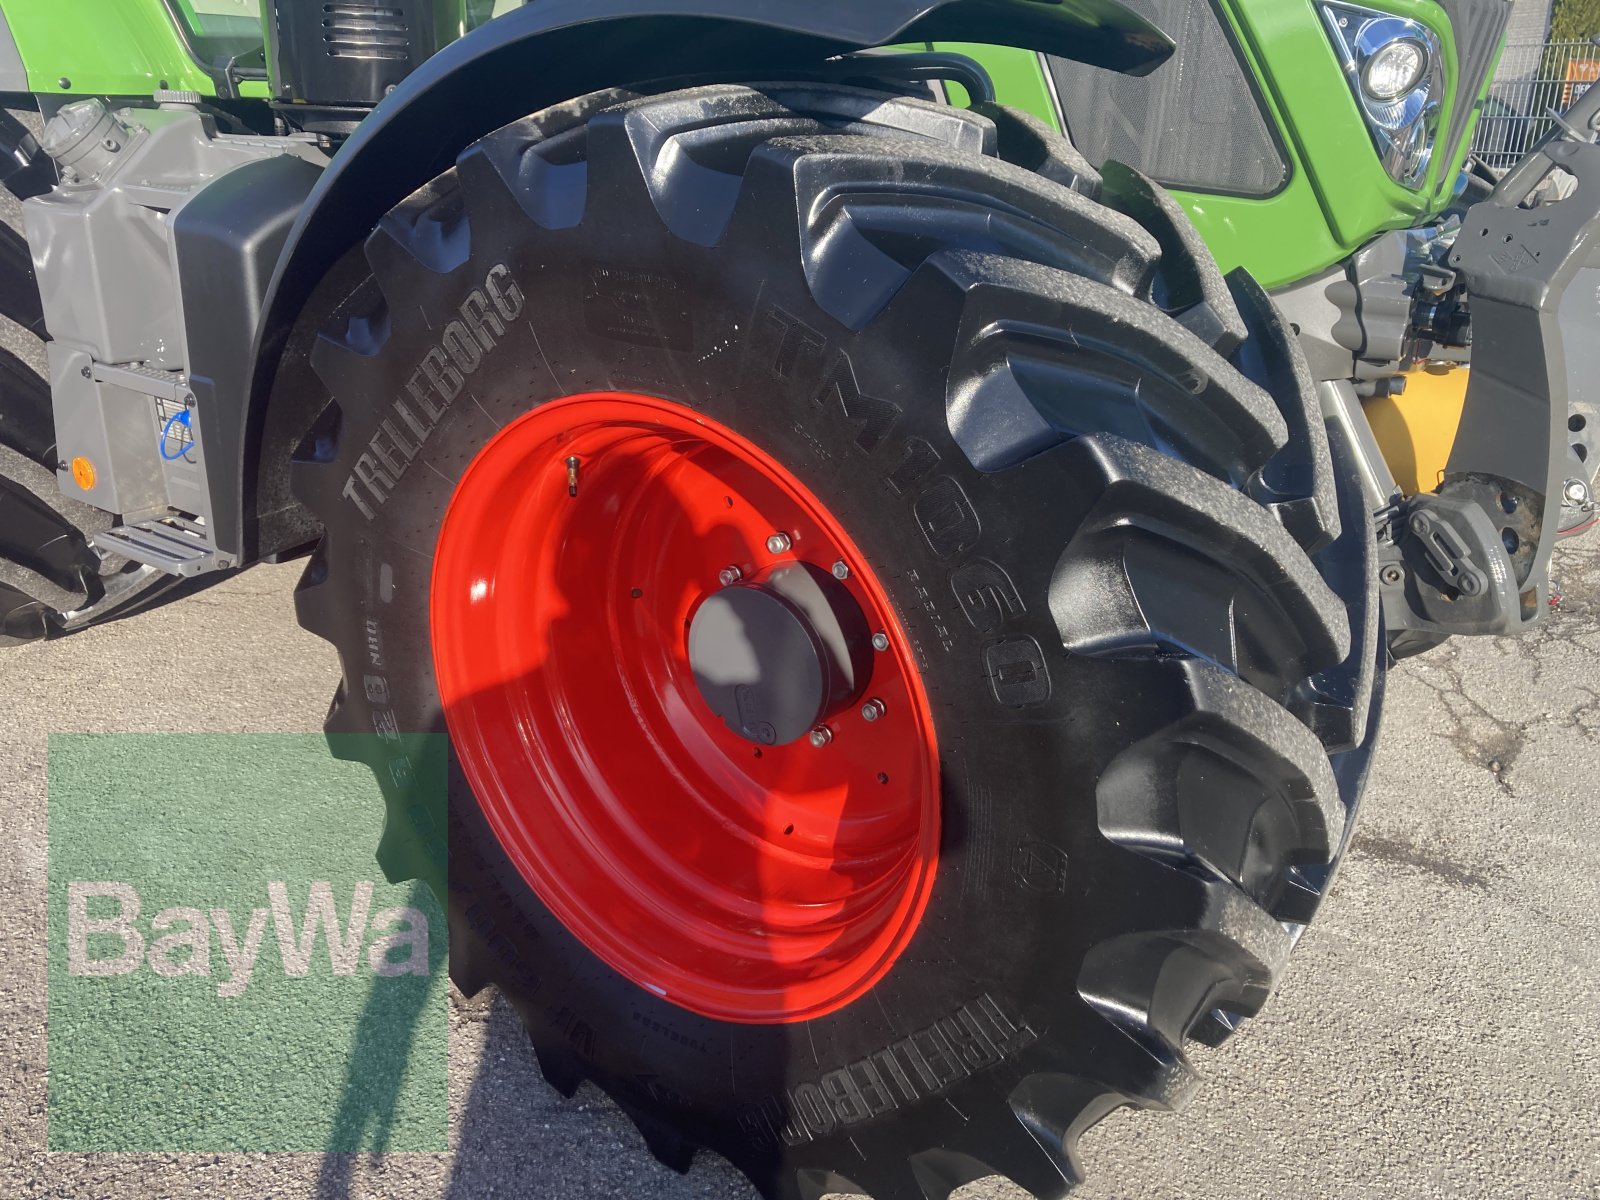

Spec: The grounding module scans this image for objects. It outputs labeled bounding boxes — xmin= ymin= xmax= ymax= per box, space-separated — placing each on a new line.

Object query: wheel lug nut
xmin=718 ymin=565 xmax=742 ymax=587
xmin=808 ymin=725 xmax=833 ymax=748
xmin=871 ymin=632 xmax=890 ymax=652
xmin=860 ymin=698 xmax=886 ymax=722
xmin=766 ymin=532 xmax=792 ymax=554
xmin=1564 ymin=477 xmax=1591 ymax=506
xmin=831 ymin=560 xmax=850 ymax=580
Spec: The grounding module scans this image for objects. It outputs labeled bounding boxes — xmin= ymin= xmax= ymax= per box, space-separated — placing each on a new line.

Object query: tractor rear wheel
xmin=291 ymin=83 xmax=1383 ymax=1199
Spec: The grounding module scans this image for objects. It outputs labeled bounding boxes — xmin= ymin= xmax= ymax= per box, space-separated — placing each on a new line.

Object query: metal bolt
xmin=79 ymin=365 xmax=91 ymax=379
xmin=860 ymin=698 xmax=886 ymax=723
xmin=831 ymin=560 xmax=850 ymax=581
xmin=1564 ymin=477 xmax=1591 ymax=506
xmin=718 ymin=565 xmax=742 ymax=588
xmin=808 ymin=726 xmax=833 ymax=748
xmin=1380 ymin=564 xmax=1404 ymax=586
xmin=871 ymin=632 xmax=890 ymax=652
xmin=766 ymin=532 xmax=792 ymax=555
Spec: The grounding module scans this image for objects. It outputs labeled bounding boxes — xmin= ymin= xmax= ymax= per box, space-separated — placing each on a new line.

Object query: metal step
xmin=93 ymin=520 xmax=214 ymax=577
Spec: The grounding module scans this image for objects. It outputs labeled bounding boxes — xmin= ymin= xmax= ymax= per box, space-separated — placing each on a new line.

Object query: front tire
xmin=291 ymin=82 xmax=1383 ymax=1199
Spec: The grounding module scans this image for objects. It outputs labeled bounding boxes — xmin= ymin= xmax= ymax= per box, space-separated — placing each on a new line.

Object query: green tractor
xmin=3 ymin=0 xmax=1595 ymax=1196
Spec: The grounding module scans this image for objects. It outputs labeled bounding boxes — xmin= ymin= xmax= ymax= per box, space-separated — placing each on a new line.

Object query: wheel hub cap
xmin=687 ymin=564 xmax=871 ymax=747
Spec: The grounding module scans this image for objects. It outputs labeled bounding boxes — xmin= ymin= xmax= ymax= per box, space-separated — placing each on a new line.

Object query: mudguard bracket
xmin=1384 ymin=84 xmax=1600 ymax=639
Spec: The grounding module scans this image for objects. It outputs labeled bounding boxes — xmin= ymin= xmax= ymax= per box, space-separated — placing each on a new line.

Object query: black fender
xmin=231 ymin=0 xmax=1172 ymax=560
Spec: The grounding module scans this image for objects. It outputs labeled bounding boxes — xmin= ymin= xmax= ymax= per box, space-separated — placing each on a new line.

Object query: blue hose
xmin=160 ymin=410 xmax=193 ymax=461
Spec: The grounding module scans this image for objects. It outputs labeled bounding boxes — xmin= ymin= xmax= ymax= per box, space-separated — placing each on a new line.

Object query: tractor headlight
xmin=1362 ymin=38 xmax=1428 ymax=101
xmin=1322 ymin=3 xmax=1444 ymax=188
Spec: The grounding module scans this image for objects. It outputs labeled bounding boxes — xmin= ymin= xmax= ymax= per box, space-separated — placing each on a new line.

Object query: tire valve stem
xmin=565 ymin=456 xmax=580 ymax=497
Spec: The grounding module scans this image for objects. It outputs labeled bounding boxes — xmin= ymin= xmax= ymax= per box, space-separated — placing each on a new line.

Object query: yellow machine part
xmin=1362 ymin=366 xmax=1470 ymax=496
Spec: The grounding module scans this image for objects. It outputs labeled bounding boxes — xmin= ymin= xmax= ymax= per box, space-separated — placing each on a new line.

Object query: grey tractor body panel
xmin=174 ymin=153 xmax=325 ymax=567
xmin=1272 ymin=266 xmax=1359 ymax=385
xmin=23 ymin=101 xmax=323 ymax=574
xmin=1559 ymin=266 xmax=1600 ymax=509
xmin=1320 ymin=379 xmax=1399 ymax=515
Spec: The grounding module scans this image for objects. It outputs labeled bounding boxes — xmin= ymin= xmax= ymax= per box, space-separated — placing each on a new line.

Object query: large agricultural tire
xmin=291 ymin=82 xmax=1384 ymax=1199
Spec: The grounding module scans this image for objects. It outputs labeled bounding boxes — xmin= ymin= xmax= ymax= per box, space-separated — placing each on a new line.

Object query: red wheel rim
xmin=431 ymin=393 xmax=940 ymax=1024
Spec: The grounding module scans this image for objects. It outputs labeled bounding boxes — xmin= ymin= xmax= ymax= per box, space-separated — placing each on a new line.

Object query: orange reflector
xmin=69 ymin=456 xmax=96 ymax=490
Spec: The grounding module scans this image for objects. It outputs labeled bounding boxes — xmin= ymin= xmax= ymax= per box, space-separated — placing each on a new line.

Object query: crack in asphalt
xmin=1408 ymin=651 xmax=1529 ymax=798
xmin=1398 ymin=539 xmax=1600 ymax=801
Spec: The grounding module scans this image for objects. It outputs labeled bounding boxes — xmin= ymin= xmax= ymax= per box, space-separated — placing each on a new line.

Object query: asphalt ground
xmin=3 ymin=541 xmax=1599 ymax=1199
